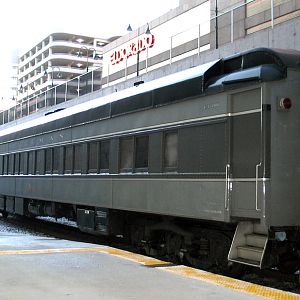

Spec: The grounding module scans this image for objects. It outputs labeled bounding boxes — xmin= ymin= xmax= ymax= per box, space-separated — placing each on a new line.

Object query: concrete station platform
xmin=0 ymin=230 xmax=298 ymax=300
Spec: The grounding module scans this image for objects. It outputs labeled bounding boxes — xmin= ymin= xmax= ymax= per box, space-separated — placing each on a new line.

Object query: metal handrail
xmin=1 ymin=67 xmax=102 ymax=125
xmin=255 ymin=163 xmax=262 ymax=211
xmin=225 ymin=164 xmax=230 ymax=210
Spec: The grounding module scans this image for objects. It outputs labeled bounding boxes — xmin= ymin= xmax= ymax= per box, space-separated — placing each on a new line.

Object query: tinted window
xmin=64 ymin=145 xmax=73 ymax=173
xmin=3 ymin=156 xmax=8 ymax=175
xmin=53 ymin=147 xmax=61 ymax=174
xmin=14 ymin=153 xmax=20 ymax=175
xmin=8 ymin=154 xmax=14 ymax=175
xmin=45 ymin=148 xmax=52 ymax=174
xmin=135 ymin=136 xmax=149 ymax=169
xmin=100 ymin=140 xmax=110 ymax=171
xmin=28 ymin=151 xmax=35 ymax=175
xmin=19 ymin=152 xmax=27 ymax=174
xmin=0 ymin=156 xmax=3 ymax=175
xmin=74 ymin=144 xmax=83 ymax=173
xmin=36 ymin=150 xmax=45 ymax=175
xmin=164 ymin=132 xmax=178 ymax=170
xmin=120 ymin=138 xmax=134 ymax=171
xmin=88 ymin=142 xmax=98 ymax=173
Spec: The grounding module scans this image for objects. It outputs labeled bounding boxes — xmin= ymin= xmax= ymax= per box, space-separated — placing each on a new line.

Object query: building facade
xmin=17 ymin=33 xmax=110 ymax=102
xmin=101 ymin=0 xmax=300 ymax=87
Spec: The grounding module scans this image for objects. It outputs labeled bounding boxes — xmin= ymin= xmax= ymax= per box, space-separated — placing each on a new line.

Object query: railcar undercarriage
xmin=1 ymin=197 xmax=299 ymax=277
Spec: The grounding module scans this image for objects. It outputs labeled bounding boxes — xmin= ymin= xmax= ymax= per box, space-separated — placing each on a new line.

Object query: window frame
xmin=88 ymin=141 xmax=99 ymax=174
xmin=119 ymin=137 xmax=134 ymax=173
xmin=8 ymin=154 xmax=15 ymax=175
xmin=45 ymin=148 xmax=53 ymax=175
xmin=99 ymin=140 xmax=110 ymax=173
xmin=134 ymin=135 xmax=149 ymax=172
xmin=14 ymin=153 xmax=20 ymax=175
xmin=0 ymin=155 xmax=4 ymax=175
xmin=53 ymin=147 xmax=62 ymax=174
xmin=74 ymin=143 xmax=84 ymax=174
xmin=119 ymin=135 xmax=150 ymax=173
xmin=28 ymin=151 xmax=35 ymax=175
xmin=64 ymin=145 xmax=74 ymax=174
xmin=35 ymin=149 xmax=45 ymax=175
xmin=163 ymin=131 xmax=178 ymax=172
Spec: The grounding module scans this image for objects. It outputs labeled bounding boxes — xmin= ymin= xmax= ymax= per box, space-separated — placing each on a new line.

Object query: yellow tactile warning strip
xmin=0 ymin=247 xmax=104 ymax=255
xmin=0 ymin=246 xmax=299 ymax=300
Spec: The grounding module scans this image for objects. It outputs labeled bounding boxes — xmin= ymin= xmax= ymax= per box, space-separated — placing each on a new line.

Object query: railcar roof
xmin=0 ymin=59 xmax=220 ymax=138
xmin=1 ymin=48 xmax=300 ymax=139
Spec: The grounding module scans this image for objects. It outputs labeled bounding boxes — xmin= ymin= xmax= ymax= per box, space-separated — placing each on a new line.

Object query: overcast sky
xmin=0 ymin=0 xmax=179 ymax=103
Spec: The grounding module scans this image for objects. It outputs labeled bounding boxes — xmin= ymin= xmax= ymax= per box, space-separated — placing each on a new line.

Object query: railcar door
xmin=228 ymin=88 xmax=264 ymax=219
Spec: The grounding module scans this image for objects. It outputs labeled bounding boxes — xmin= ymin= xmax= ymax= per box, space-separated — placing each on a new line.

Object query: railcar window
xmin=19 ymin=153 xmax=25 ymax=174
xmin=45 ymin=148 xmax=53 ymax=174
xmin=120 ymin=137 xmax=134 ymax=171
xmin=35 ymin=150 xmax=44 ymax=175
xmin=88 ymin=142 xmax=98 ymax=173
xmin=53 ymin=147 xmax=61 ymax=174
xmin=135 ymin=136 xmax=149 ymax=169
xmin=164 ymin=132 xmax=178 ymax=170
xmin=64 ymin=145 xmax=73 ymax=174
xmin=28 ymin=151 xmax=35 ymax=175
xmin=100 ymin=140 xmax=110 ymax=172
xmin=14 ymin=153 xmax=20 ymax=175
xmin=0 ymin=156 xmax=3 ymax=175
xmin=8 ymin=154 xmax=14 ymax=175
xmin=74 ymin=144 xmax=83 ymax=173
xmin=3 ymin=155 xmax=8 ymax=175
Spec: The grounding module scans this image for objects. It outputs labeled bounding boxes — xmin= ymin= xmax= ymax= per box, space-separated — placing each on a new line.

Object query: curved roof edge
xmin=223 ymin=47 xmax=300 ymax=71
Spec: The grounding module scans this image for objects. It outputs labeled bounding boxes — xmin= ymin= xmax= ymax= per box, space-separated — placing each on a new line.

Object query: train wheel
xmin=1 ymin=211 xmax=8 ymax=219
xmin=223 ymin=261 xmax=245 ymax=278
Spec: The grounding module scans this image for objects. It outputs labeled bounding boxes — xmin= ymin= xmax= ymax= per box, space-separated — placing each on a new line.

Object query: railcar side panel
xmin=112 ymin=179 xmax=227 ymax=221
xmin=52 ymin=177 xmax=113 ymax=207
xmin=16 ymin=177 xmax=53 ymax=202
xmin=269 ymin=70 xmax=300 ymax=226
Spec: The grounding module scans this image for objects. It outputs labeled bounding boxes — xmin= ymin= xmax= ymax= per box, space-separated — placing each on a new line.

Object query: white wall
xmin=102 ymin=1 xmax=210 ymax=80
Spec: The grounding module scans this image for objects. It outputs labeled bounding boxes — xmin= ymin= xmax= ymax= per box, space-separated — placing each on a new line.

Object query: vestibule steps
xmin=228 ymin=221 xmax=268 ymax=268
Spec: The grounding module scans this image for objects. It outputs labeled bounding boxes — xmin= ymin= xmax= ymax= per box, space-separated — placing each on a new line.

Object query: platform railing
xmin=1 ymin=68 xmax=102 ymax=125
xmin=168 ymin=0 xmax=276 ymax=64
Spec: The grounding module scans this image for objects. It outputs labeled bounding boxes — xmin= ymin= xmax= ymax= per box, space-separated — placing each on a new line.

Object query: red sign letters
xmin=110 ymin=34 xmax=155 ymax=65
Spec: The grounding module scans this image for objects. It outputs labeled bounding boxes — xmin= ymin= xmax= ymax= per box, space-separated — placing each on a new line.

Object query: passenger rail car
xmin=0 ymin=48 xmax=300 ymax=273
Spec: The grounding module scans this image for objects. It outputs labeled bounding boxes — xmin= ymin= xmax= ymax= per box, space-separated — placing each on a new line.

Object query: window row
xmin=0 ymin=131 xmax=178 ymax=176
xmin=0 ymin=122 xmax=228 ymax=176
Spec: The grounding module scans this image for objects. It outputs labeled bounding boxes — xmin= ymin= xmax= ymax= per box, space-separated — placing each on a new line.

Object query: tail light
xmin=279 ymin=97 xmax=292 ymax=110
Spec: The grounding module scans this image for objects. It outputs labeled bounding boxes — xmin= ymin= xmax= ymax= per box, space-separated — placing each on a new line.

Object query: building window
xmin=100 ymin=140 xmax=110 ymax=172
xmin=88 ymin=142 xmax=98 ymax=173
xmin=45 ymin=148 xmax=53 ymax=174
xmin=64 ymin=145 xmax=73 ymax=174
xmin=74 ymin=144 xmax=83 ymax=173
xmin=120 ymin=137 xmax=134 ymax=172
xmin=164 ymin=132 xmax=178 ymax=170
xmin=135 ymin=136 xmax=149 ymax=169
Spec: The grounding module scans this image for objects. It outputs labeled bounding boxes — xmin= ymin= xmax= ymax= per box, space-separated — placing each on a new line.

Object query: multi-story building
xmin=17 ymin=32 xmax=110 ymax=102
xmin=9 ymin=49 xmax=19 ymax=101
